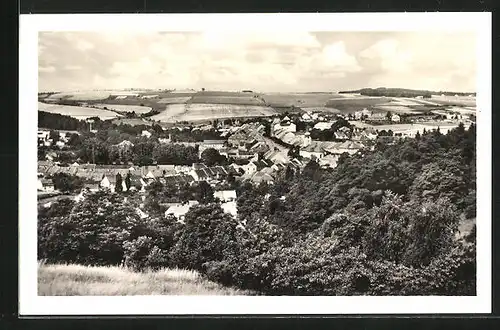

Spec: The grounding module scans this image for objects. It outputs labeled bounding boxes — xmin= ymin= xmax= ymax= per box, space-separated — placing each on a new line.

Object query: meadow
xmin=325 ymin=96 xmax=393 ymax=112
xmin=38 ymin=263 xmax=252 ymax=296
xmin=188 ymin=95 xmax=265 ymax=105
xmin=430 ymin=95 xmax=476 ymax=107
xmin=38 ymin=102 xmax=121 ymax=120
xmin=151 ymin=104 xmax=277 ymax=123
xmin=157 ymin=97 xmax=193 ymax=104
xmin=45 ymin=91 xmax=112 ymax=101
xmin=261 ymin=92 xmax=344 ymax=107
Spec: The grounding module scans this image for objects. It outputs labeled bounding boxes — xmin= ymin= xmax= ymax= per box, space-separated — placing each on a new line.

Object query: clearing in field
xmin=38 ymin=102 xmax=121 ymax=120
xmin=38 ymin=263 xmax=252 ymax=296
xmin=151 ymin=103 xmax=277 ymax=123
xmin=94 ymin=103 xmax=152 ymax=114
xmin=261 ymin=93 xmax=344 ymax=108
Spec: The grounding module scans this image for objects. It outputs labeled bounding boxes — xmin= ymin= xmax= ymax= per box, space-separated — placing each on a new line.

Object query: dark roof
xmin=194 ymin=169 xmax=209 ymax=179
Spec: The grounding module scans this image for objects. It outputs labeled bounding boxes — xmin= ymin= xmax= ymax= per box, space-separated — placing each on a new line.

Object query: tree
xmin=115 ymin=173 xmax=123 ymax=193
xmin=194 ymin=181 xmax=215 ymax=204
xmin=52 ymin=173 xmax=83 ymax=193
xmin=201 ymin=148 xmax=226 ymax=166
xmin=125 ymin=172 xmax=132 ymax=191
xmin=49 ymin=130 xmax=60 ymax=143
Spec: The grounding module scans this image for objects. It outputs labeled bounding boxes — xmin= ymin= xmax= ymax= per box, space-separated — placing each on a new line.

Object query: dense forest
xmin=339 ymin=87 xmax=476 ymax=98
xmin=38 ymin=123 xmax=476 ymax=295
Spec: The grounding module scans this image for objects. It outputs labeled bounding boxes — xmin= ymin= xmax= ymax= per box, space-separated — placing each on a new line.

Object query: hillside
xmin=38 ymin=263 xmax=253 ymax=296
xmin=339 ymin=87 xmax=476 ymax=97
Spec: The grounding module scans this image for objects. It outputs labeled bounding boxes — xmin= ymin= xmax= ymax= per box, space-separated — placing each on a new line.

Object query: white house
xmin=214 ymin=190 xmax=237 ymax=202
xmin=313 ymin=122 xmax=335 ymax=131
xmin=141 ymin=130 xmax=152 ymax=138
xmin=221 ymin=201 xmax=238 ymax=218
xmin=55 ymin=141 xmax=65 ymax=149
xmin=165 ymin=200 xmax=200 ymax=221
xmin=391 ymin=114 xmax=401 ymax=122
xmin=299 ymin=143 xmax=325 ymax=159
xmin=354 ymin=108 xmax=372 ymax=120
xmin=39 ymin=178 xmax=54 ymax=192
xmin=302 ymin=113 xmax=312 ymax=121
xmin=273 ymin=122 xmax=297 ymax=133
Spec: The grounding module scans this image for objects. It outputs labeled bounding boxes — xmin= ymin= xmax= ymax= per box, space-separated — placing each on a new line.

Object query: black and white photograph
xmin=19 ymin=13 xmax=491 ymax=315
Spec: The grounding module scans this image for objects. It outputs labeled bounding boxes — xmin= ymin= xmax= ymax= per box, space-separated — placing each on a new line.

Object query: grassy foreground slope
xmin=38 ymin=263 xmax=253 ymax=296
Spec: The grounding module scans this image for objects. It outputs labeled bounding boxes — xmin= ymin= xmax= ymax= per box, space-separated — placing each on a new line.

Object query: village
xmin=37 ymin=105 xmax=474 ymax=224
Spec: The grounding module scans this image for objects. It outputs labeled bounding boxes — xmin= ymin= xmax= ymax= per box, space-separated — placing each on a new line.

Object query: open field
xmin=151 ymin=103 xmax=276 ymax=123
xmin=94 ymin=103 xmax=152 ymax=114
xmin=188 ymin=95 xmax=265 ymax=105
xmin=261 ymin=92 xmax=345 ymax=107
xmin=38 ymin=102 xmax=121 ymax=120
xmin=430 ymin=95 xmax=476 ymax=107
xmin=38 ymin=263 xmax=252 ymax=296
xmin=373 ymin=105 xmax=424 ymax=114
xmin=301 ymin=106 xmax=341 ymax=114
xmin=45 ymin=91 xmax=111 ymax=101
xmin=325 ymin=97 xmax=393 ymax=113
xmin=157 ymin=97 xmax=193 ymax=104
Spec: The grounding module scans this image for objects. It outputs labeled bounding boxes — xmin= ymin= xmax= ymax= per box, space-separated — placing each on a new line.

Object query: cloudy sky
xmin=38 ymin=31 xmax=476 ymax=93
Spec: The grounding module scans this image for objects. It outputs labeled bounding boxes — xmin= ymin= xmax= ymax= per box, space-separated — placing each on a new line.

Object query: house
xmin=354 ymin=108 xmax=372 ymax=120
xmin=273 ymin=121 xmax=297 ymax=133
xmin=391 ymin=114 xmax=401 ymax=122
xmin=141 ymin=130 xmax=152 ymax=138
xmin=264 ymin=150 xmax=289 ymax=164
xmin=100 ymin=175 xmax=116 ymax=192
xmin=313 ymin=122 xmax=335 ymax=131
xmin=221 ymin=201 xmax=238 ymax=218
xmin=302 ymin=113 xmax=312 ymax=121
xmin=319 ymin=154 xmax=339 ymax=169
xmin=368 ymin=112 xmax=387 ymax=122
xmin=165 ymin=200 xmax=200 ymax=221
xmin=299 ymin=142 xmax=325 ymax=159
xmin=37 ymin=179 xmax=44 ymax=191
xmin=214 ymin=190 xmax=237 ymax=202
xmin=40 ymin=178 xmax=54 ymax=192
xmin=251 ymin=171 xmax=275 ymax=185
xmin=190 ymin=169 xmax=210 ymax=182
xmin=328 ymin=141 xmax=364 ymax=155
xmin=55 ymin=141 xmax=65 ymax=149
xmin=334 ymin=131 xmax=349 ymax=140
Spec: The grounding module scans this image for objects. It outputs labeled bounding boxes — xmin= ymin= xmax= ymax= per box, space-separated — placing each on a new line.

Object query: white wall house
xmin=391 ymin=114 xmax=401 ymax=122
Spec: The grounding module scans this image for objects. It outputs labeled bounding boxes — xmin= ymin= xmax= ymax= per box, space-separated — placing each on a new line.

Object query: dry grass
xmin=38 ymin=262 xmax=252 ymax=296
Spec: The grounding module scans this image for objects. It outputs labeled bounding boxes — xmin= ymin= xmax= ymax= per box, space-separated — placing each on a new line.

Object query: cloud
xmin=63 ymin=65 xmax=83 ymax=71
xmin=39 ymin=66 xmax=56 ymax=73
xmin=359 ymin=39 xmax=413 ymax=73
xmin=38 ymin=31 xmax=476 ymax=93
